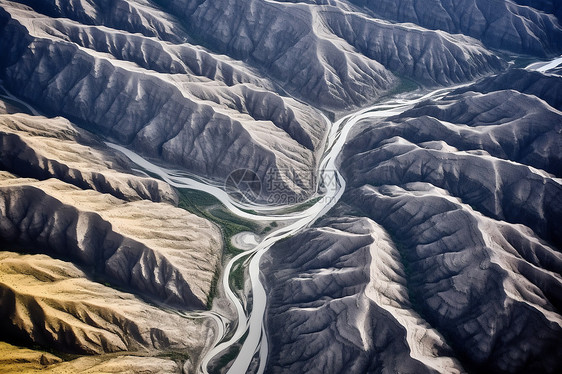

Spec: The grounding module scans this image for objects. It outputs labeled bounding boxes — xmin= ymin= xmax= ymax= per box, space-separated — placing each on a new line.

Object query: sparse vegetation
xmin=384 ymin=75 xmax=420 ymax=97
xmin=210 ymin=346 xmax=240 ymax=374
xmin=177 ymin=188 xmax=261 ymax=306
xmin=177 ymin=188 xmax=259 ymax=256
xmin=230 ymin=261 xmax=245 ymax=291
xmin=209 ymin=330 xmax=249 ymax=374
xmin=156 ymin=350 xmax=191 ymax=363
xmin=278 ymin=196 xmax=323 ymax=214
xmin=261 ymin=220 xmax=279 ymax=234
xmin=206 ymin=264 xmax=221 ymax=308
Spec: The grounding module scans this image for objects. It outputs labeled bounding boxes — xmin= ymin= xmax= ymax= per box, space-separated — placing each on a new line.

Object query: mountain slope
xmin=0 ymin=97 xmax=222 ymax=371
xmin=262 ymin=66 xmax=562 ymax=373
xmin=1 ymin=0 xmax=562 ymax=372
xmin=348 ymin=0 xmax=562 ymax=56
xmin=0 ymin=252 xmax=213 ymax=356
xmin=0 ymin=0 xmax=514 ymax=200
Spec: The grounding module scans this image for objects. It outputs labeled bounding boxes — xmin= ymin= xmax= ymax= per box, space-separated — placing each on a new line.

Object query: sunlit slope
xmin=263 ymin=67 xmax=562 ymax=373
xmin=0 ymin=0 xmax=519 ymax=198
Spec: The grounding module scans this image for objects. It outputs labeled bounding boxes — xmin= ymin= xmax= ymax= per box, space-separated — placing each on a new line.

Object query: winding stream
xmin=106 ymin=55 xmax=562 ymax=374
xmin=106 ymin=86 xmax=454 ymax=374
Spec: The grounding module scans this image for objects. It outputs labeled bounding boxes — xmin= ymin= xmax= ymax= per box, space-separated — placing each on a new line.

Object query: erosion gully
xmin=108 ymin=55 xmax=561 ymax=374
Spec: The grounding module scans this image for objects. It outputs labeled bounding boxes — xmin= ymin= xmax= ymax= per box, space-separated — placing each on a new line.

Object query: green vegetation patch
xmin=209 ymin=330 xmax=249 ymax=374
xmin=385 ymin=75 xmax=420 ymax=97
xmin=206 ymin=263 xmax=221 ymax=308
xmin=278 ymin=196 xmax=323 ymax=214
xmin=177 ymin=188 xmax=259 ymax=256
xmin=177 ymin=188 xmax=264 ymax=307
xmin=229 ymin=260 xmax=246 ymax=291
xmin=156 ymin=350 xmax=191 ymax=362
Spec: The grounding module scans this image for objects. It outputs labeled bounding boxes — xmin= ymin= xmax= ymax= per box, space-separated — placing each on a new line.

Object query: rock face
xmin=1 ymin=0 xmax=562 ymax=373
xmin=454 ymin=67 xmax=562 ymax=111
xmin=0 ymin=1 xmax=327 ymax=200
xmin=342 ymin=87 xmax=562 ymax=247
xmin=0 ymin=98 xmax=222 ymax=370
xmin=157 ymin=0 xmax=505 ymax=94
xmin=0 ymin=0 xmax=515 ymax=199
xmin=0 ymin=341 xmax=184 ymax=373
xmin=349 ymin=0 xmax=562 ymax=56
xmin=0 ymin=252 xmax=212 ymax=355
xmin=263 ymin=70 xmax=562 ymax=373
xmin=265 ymin=181 xmax=562 ymax=372
xmin=0 ymin=172 xmax=221 ymax=309
xmin=345 ymin=183 xmax=562 ymax=373
xmin=0 ymin=112 xmax=178 ymax=204
xmin=264 ymin=63 xmax=562 ymax=373
xmin=262 ymin=217 xmax=463 ymax=374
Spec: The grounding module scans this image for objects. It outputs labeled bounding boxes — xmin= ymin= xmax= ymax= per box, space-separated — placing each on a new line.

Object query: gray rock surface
xmin=0 ymin=172 xmax=221 ymax=309
xmin=1 ymin=0 xmax=562 ymax=372
xmin=307 ymin=74 xmax=562 ymax=373
xmin=454 ymin=68 xmax=562 ymax=111
xmin=343 ymin=183 xmax=562 ymax=373
xmin=0 ymin=2 xmax=327 ymax=200
xmin=264 ymin=186 xmax=562 ymax=372
xmin=157 ymin=0 xmax=504 ymax=93
xmin=262 ymin=62 xmax=562 ymax=373
xmin=0 ymin=252 xmax=213 ymax=355
xmin=347 ymin=0 xmax=562 ymax=56
xmin=0 ymin=0 xmax=513 ymax=200
xmin=263 ymin=217 xmax=463 ymax=373
xmin=0 ymin=111 xmax=179 ymax=204
xmin=342 ymin=88 xmax=562 ymax=247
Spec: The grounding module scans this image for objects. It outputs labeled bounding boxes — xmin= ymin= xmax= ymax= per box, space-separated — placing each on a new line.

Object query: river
xmin=105 ymin=85 xmax=453 ymax=374
xmin=106 ymin=55 xmax=561 ymax=374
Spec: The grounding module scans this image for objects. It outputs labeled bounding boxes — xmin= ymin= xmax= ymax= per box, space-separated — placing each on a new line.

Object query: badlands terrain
xmin=0 ymin=0 xmax=561 ymax=373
